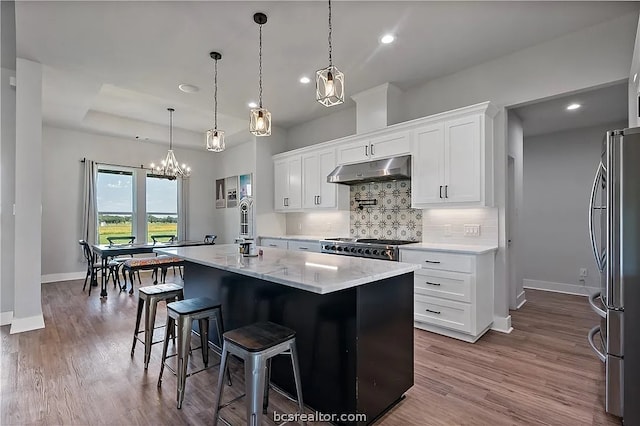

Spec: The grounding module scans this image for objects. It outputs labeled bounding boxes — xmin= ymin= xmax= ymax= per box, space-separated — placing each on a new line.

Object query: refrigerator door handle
xmin=589 ymin=162 xmax=605 ymax=273
xmin=588 ymin=292 xmax=607 ymax=318
xmin=588 ymin=325 xmax=606 ymax=363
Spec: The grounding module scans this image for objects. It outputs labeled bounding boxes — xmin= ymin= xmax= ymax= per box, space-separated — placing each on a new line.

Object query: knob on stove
xmin=372 ymin=250 xmax=378 ymax=255
xmin=365 ymin=249 xmax=371 ymax=255
xmin=337 ymin=246 xmax=343 ymax=251
xmin=350 ymin=247 xmax=357 ymax=253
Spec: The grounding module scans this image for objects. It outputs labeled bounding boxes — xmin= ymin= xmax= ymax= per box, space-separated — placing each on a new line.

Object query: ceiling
xmin=14 ymin=1 xmax=640 ymax=149
xmin=513 ymin=82 xmax=629 ymax=137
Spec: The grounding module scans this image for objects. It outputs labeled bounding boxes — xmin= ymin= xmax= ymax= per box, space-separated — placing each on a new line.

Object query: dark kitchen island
xmin=155 ymin=244 xmax=418 ymax=425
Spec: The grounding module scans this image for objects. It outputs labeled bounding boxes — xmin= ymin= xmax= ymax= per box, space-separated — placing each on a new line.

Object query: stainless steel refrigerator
xmin=588 ymin=127 xmax=640 ymax=424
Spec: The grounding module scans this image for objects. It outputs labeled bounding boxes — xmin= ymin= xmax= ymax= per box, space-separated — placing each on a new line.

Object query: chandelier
xmin=206 ymin=51 xmax=225 ymax=152
xmin=249 ymin=12 xmax=272 ymax=136
xmin=316 ymin=0 xmax=344 ymax=107
xmin=150 ymin=108 xmax=191 ymax=179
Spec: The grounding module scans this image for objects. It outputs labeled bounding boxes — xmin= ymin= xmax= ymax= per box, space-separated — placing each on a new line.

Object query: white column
xmin=11 ymin=58 xmax=44 ymax=334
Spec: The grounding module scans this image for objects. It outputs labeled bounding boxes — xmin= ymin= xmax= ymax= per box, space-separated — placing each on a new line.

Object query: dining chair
xmin=106 ymin=235 xmax=140 ymax=286
xmin=79 ymin=240 xmax=101 ymax=295
xmin=151 ymin=234 xmax=178 ymax=278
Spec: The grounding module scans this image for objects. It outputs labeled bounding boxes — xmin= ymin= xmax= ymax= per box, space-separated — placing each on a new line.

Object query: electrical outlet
xmin=443 ymin=224 xmax=452 ymax=237
xmin=579 ymin=268 xmax=588 ymax=277
xmin=464 ymin=224 xmax=481 ymax=237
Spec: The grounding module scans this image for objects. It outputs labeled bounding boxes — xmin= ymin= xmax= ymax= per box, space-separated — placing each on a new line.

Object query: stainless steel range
xmin=320 ymin=238 xmax=414 ymax=261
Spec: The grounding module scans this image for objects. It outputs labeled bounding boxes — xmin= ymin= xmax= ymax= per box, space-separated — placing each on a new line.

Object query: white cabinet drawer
xmin=401 ymin=250 xmax=473 ymax=273
xmin=414 ymin=269 xmax=471 ymax=303
xmin=414 ymin=294 xmax=472 ymax=333
xmin=260 ymin=238 xmax=288 ymax=249
xmin=288 ymin=240 xmax=320 ymax=253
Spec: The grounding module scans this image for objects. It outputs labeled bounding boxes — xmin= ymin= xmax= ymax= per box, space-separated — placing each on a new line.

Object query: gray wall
xmin=285 ymin=106 xmax=356 ymax=151
xmin=507 ymin=111 xmax=524 ymax=308
xmin=41 ymin=125 xmax=219 ymax=278
xmin=522 ymin=121 xmax=626 ymax=293
xmin=280 ymin=12 xmax=637 ymax=327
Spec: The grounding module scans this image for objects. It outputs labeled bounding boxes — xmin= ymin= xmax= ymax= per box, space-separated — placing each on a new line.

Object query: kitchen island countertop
xmin=155 ymin=244 xmax=419 ymax=295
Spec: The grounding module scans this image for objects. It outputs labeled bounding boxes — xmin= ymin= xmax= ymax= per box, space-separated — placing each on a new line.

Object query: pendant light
xmin=316 ymin=0 xmax=344 ymax=107
xmin=249 ymin=12 xmax=271 ymax=136
xmin=206 ymin=51 xmax=225 ymax=152
xmin=150 ymin=108 xmax=191 ymax=179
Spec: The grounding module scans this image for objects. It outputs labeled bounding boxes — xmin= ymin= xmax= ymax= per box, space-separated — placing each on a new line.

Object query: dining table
xmin=91 ymin=240 xmax=209 ymax=298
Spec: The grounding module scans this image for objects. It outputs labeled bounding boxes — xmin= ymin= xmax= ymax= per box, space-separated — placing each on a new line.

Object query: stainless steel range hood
xmin=327 ymin=155 xmax=411 ymax=185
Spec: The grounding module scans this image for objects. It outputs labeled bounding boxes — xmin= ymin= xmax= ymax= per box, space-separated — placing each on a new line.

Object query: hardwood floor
xmin=1 ymin=280 xmax=621 ymax=425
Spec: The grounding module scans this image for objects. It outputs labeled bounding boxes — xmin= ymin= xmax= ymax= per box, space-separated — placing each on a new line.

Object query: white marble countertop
xmin=258 ymin=235 xmax=334 ymax=242
xmin=400 ymin=242 xmax=498 ymax=254
xmin=155 ymin=244 xmax=419 ymax=295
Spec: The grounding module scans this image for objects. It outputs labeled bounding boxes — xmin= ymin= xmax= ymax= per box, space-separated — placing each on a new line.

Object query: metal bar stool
xmin=131 ymin=283 xmax=184 ymax=369
xmin=213 ymin=321 xmax=305 ymax=426
xmin=158 ymin=297 xmax=231 ymax=409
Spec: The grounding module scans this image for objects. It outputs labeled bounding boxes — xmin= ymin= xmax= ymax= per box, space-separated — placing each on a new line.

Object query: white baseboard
xmin=41 ymin=272 xmax=86 ymax=284
xmin=0 ymin=311 xmax=14 ymax=326
xmin=516 ymin=290 xmax=527 ymax=309
xmin=491 ymin=315 xmax=513 ymax=334
xmin=523 ymin=279 xmax=596 ymax=297
xmin=10 ymin=314 xmax=44 ymax=334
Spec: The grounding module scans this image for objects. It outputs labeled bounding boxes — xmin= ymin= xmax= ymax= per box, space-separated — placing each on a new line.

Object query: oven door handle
xmin=588 ymin=291 xmax=607 ymax=319
xmin=587 ymin=325 xmax=606 ymax=363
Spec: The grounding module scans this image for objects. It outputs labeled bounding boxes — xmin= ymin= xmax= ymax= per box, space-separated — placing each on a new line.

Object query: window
xmin=146 ymin=175 xmax=178 ymax=242
xmin=95 ymin=166 xmax=182 ymax=245
xmin=96 ymin=169 xmax=134 ymax=244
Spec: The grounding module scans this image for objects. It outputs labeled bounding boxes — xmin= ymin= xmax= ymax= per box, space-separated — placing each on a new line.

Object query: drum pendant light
xmin=249 ymin=12 xmax=272 ymax=136
xmin=316 ymin=0 xmax=344 ymax=107
xmin=206 ymin=51 xmax=226 ymax=152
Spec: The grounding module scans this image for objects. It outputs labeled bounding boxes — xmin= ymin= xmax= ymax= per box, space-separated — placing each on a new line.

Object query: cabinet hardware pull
xmin=425 ymin=309 xmax=441 ymax=315
xmin=370 ymin=144 xmax=375 ymax=155
xmin=365 ymin=145 xmax=368 ymax=156
xmin=269 ymin=244 xmax=277 ymax=247
xmin=425 ymin=281 xmax=441 ymax=286
xmin=425 ymin=260 xmax=441 ymax=264
xmin=284 ymin=197 xmax=289 ymax=207
xmin=317 ymin=195 xmax=321 ymax=205
xmin=299 ymin=247 xmax=308 ymax=250
xmin=444 ymin=185 xmax=448 ymax=198
xmin=439 ymin=185 xmax=443 ymax=199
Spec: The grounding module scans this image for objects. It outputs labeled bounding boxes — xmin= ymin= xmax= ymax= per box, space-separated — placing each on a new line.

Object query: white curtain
xmin=81 ymin=159 xmax=97 ymax=245
xmin=178 ymin=178 xmax=189 ymax=240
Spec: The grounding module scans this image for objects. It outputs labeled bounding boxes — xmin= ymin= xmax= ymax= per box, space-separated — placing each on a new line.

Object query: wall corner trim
xmin=10 ymin=314 xmax=45 ymax=334
xmin=491 ymin=315 xmax=513 ymax=333
xmin=0 ymin=311 xmax=14 ymax=326
xmin=516 ymin=290 xmax=527 ymax=309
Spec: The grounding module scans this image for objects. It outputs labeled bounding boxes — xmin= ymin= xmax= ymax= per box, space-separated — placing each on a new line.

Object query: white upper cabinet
xmin=302 ymin=148 xmax=338 ymax=209
xmin=412 ymin=104 xmax=494 ymax=208
xmin=337 ymin=131 xmax=411 ymax=165
xmin=274 ymin=156 xmax=302 ymax=211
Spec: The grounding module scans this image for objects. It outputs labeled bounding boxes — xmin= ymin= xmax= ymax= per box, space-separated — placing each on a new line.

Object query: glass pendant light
xmin=206 ymin=51 xmax=225 ymax=152
xmin=150 ymin=108 xmax=191 ymax=179
xmin=249 ymin=12 xmax=272 ymax=136
xmin=316 ymin=0 xmax=344 ymax=107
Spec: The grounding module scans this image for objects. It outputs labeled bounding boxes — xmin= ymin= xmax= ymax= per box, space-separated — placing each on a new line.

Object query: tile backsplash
xmin=349 ymin=180 xmax=422 ymax=241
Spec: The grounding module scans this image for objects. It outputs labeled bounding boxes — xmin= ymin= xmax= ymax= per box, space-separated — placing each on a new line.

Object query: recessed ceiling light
xmin=299 ymin=76 xmax=311 ymax=84
xmin=566 ymin=103 xmax=581 ymax=111
xmin=178 ymin=83 xmax=199 ymax=93
xmin=248 ymin=101 xmax=258 ymax=108
xmin=380 ymin=34 xmax=395 ymax=44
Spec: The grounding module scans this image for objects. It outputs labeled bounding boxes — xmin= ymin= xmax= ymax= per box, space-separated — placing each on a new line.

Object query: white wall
xmin=285 ymin=106 xmax=356 ymax=151
xmin=12 ymin=58 xmax=44 ymax=333
xmin=522 ymin=121 xmax=626 ymax=296
xmin=507 ymin=111 xmax=525 ymax=309
xmin=1 ymin=67 xmax=16 ymax=322
xmin=282 ymin=12 xmax=637 ymax=330
xmin=41 ymin=125 xmax=219 ymax=278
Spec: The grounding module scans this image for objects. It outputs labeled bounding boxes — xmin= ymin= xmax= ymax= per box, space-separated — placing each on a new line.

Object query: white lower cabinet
xmin=287 ymin=240 xmax=321 ymax=253
xmin=400 ymin=248 xmax=495 ymax=343
xmin=260 ymin=238 xmax=288 ymax=249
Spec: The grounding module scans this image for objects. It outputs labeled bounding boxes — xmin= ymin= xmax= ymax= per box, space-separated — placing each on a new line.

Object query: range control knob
xmin=365 ymin=249 xmax=371 ymax=255
xmin=337 ymin=246 xmax=343 ymax=251
xmin=330 ymin=245 xmax=336 ymax=251
xmin=357 ymin=248 xmax=364 ymax=254
xmin=372 ymin=250 xmax=378 ymax=256
xmin=350 ymin=247 xmax=357 ymax=253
